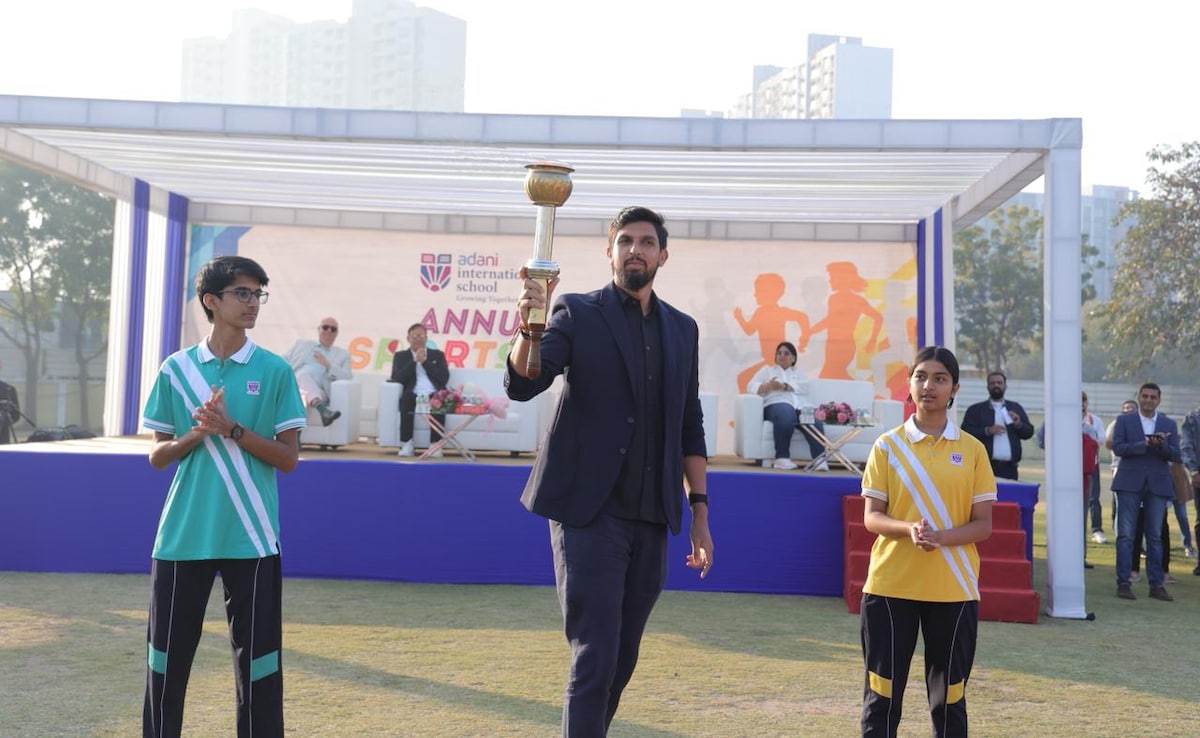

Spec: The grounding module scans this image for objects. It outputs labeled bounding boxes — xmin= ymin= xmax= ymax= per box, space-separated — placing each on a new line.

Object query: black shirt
xmin=602 ymin=288 xmax=667 ymax=525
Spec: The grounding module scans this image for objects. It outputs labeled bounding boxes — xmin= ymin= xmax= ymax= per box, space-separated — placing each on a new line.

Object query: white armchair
xmin=734 ymin=378 xmax=903 ymax=466
xmin=299 ymin=379 xmax=362 ymax=450
xmin=377 ymin=368 xmax=546 ymax=456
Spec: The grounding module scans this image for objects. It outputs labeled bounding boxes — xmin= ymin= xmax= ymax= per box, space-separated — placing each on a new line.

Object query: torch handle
xmin=524 ymin=323 xmax=544 ymax=379
xmin=522 ymin=273 xmax=553 ymax=379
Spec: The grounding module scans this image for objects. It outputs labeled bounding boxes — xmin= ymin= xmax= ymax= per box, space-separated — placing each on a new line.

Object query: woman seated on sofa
xmin=747 ymin=341 xmax=827 ymax=471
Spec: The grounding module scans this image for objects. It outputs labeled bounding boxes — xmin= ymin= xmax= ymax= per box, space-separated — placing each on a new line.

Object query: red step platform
xmin=842 ymin=495 xmax=1040 ymax=624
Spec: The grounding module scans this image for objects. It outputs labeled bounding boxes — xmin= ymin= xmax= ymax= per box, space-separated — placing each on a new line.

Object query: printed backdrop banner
xmin=184 ymin=225 xmax=916 ymax=454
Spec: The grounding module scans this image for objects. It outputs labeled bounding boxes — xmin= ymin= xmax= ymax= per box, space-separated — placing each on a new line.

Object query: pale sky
xmin=1 ymin=0 xmax=1195 ymax=191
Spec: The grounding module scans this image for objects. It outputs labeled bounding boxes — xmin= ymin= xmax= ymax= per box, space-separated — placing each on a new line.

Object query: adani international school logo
xmin=420 ymin=253 xmax=452 ymax=292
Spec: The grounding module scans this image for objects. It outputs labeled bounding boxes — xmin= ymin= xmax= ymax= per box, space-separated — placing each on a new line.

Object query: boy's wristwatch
xmin=229 ymin=423 xmax=245 ymax=442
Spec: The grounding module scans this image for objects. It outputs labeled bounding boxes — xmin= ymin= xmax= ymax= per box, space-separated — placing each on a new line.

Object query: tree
xmin=1098 ymin=142 xmax=1200 ymax=378
xmin=954 ymin=205 xmax=1044 ymax=374
xmin=37 ymin=177 xmax=113 ymax=428
xmin=0 ymin=160 xmax=113 ymax=427
xmin=955 ymin=204 xmax=1101 ymax=378
xmin=0 ymin=162 xmax=55 ymax=424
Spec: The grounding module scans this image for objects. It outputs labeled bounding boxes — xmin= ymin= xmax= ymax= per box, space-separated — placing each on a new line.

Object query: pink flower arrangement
xmin=429 ymin=387 xmax=465 ymax=413
xmin=814 ymin=401 xmax=857 ymax=425
xmin=429 ymin=383 xmax=508 ymax=419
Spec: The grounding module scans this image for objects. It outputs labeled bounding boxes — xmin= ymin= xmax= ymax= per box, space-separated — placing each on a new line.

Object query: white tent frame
xmin=0 ymin=95 xmax=1086 ymax=619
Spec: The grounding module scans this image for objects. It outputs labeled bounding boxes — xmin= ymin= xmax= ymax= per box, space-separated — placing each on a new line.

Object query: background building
xmin=728 ymin=34 xmax=892 ymax=119
xmin=182 ymin=0 xmax=466 ymax=112
xmin=1007 ymin=185 xmax=1138 ymax=303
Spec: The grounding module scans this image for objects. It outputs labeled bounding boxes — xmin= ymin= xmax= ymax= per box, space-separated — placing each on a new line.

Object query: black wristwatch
xmin=229 ymin=423 xmax=245 ymax=442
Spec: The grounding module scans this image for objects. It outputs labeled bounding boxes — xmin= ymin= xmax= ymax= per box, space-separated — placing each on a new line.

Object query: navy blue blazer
xmin=388 ymin=348 xmax=449 ymax=396
xmin=1112 ymin=411 xmax=1180 ymax=497
xmin=505 ymin=282 xmax=707 ymax=534
xmin=961 ymin=399 xmax=1034 ymax=464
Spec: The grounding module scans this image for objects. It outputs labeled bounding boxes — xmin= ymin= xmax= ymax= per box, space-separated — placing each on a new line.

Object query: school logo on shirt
xmin=246 ymin=380 xmax=261 ymax=396
xmin=950 ymin=452 xmax=964 ymax=466
xmin=420 ymin=253 xmax=453 ymax=292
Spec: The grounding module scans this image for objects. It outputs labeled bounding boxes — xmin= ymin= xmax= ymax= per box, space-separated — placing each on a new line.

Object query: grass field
xmin=2 ymin=462 xmax=1196 ymax=737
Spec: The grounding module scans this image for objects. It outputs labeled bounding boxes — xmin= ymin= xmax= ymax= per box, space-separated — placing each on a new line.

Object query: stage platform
xmin=0 ymin=437 xmax=1039 ymax=597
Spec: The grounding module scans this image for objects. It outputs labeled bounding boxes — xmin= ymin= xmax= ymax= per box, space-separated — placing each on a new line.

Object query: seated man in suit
xmin=285 ymin=317 xmax=351 ymax=426
xmin=389 ymin=323 xmax=449 ymax=457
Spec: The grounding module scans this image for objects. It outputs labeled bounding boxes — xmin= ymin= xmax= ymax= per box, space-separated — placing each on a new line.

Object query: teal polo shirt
xmin=142 ymin=338 xmax=306 ymax=560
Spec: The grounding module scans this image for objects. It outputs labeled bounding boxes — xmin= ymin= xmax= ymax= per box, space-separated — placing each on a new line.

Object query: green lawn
xmin=2 ymin=461 xmax=1195 ymax=736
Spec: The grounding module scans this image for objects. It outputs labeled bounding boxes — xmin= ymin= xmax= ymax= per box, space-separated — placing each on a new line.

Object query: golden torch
xmin=522 ymin=161 xmax=574 ymax=378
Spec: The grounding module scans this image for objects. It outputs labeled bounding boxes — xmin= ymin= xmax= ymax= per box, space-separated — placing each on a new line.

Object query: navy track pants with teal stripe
xmin=144 ymin=556 xmax=284 ymax=738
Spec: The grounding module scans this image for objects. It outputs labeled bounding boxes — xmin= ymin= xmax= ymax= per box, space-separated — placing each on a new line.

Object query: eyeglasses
xmin=216 ymin=288 xmax=269 ymax=305
xmin=320 ymin=325 xmax=339 ymax=332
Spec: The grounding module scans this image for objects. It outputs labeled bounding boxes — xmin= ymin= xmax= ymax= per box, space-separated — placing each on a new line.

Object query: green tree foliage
xmin=954 ymin=205 xmax=1044 ymax=374
xmin=1098 ymin=142 xmax=1200 ymax=378
xmin=955 ymin=204 xmax=1100 ymax=378
xmin=0 ymin=160 xmax=113 ymax=427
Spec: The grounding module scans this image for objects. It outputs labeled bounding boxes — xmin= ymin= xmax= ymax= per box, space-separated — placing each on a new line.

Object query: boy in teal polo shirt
xmin=141 ymin=256 xmax=305 ymax=738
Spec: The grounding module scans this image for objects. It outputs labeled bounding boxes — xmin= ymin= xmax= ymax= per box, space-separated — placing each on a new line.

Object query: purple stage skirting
xmin=0 ymin=448 xmax=1039 ymax=596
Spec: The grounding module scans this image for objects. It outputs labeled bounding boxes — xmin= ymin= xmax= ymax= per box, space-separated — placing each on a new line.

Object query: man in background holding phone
xmin=1111 ymin=382 xmax=1180 ymax=602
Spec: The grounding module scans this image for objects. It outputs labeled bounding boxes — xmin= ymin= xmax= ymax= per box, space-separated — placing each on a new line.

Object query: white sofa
xmin=377 ymin=368 xmax=548 ymax=456
xmin=298 ymin=379 xmax=362 ymax=450
xmin=734 ymin=378 xmax=903 ymax=466
xmin=699 ymin=392 xmax=718 ymax=459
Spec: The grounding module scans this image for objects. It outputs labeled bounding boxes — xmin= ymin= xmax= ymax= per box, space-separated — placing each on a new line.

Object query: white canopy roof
xmin=0 ymin=95 xmax=1077 ymax=241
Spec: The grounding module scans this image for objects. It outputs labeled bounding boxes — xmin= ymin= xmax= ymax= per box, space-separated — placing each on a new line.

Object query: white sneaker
xmin=1091 ymin=531 xmax=1107 ymax=544
xmin=397 ymin=440 xmax=414 ymax=457
xmin=428 ymin=447 xmax=444 ymax=458
xmin=810 ymin=459 xmax=830 ymax=472
xmin=772 ymin=458 xmax=797 ymax=470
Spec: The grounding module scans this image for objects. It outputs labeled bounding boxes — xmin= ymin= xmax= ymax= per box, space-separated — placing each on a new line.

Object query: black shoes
xmin=1148 ymin=587 xmax=1174 ymax=602
xmin=1116 ymin=585 xmax=1136 ymax=600
xmin=315 ymin=402 xmax=342 ymax=427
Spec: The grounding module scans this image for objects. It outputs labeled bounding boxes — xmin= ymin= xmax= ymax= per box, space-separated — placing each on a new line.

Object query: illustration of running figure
xmin=803 ymin=262 xmax=883 ymax=380
xmin=733 ymin=273 xmax=810 ymax=393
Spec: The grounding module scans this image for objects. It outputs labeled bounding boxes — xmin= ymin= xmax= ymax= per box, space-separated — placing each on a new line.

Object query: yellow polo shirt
xmin=861 ymin=417 xmax=997 ymax=602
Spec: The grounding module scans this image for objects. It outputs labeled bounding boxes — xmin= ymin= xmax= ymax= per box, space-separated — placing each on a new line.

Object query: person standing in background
xmin=961 ymin=372 xmax=1034 ymax=480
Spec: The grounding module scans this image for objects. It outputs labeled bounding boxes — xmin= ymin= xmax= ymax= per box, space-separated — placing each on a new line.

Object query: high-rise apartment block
xmin=182 ymin=0 xmax=466 ymax=112
xmin=729 ymin=34 xmax=892 ymax=119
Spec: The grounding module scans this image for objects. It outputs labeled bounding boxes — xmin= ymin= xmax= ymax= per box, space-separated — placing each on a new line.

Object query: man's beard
xmin=616 ymin=261 xmax=655 ymax=292
xmin=988 ymin=387 xmax=1005 ymax=401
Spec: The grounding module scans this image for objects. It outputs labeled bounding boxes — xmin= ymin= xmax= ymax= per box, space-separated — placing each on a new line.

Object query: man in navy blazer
xmin=961 ymin=372 xmax=1035 ymax=480
xmin=1112 ymin=382 xmax=1180 ymax=601
xmin=506 ymin=206 xmax=713 ymax=736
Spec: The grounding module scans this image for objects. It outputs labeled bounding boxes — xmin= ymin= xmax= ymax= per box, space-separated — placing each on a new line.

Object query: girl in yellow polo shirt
xmin=859 ymin=346 xmax=997 ymax=737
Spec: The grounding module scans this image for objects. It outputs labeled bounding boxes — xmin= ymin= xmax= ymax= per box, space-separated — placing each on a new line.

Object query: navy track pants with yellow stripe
xmin=143 ymin=556 xmax=284 ymax=738
xmin=860 ymin=594 xmax=977 ymax=738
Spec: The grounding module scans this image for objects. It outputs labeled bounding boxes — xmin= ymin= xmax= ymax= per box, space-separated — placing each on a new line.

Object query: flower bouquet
xmin=429 ymin=387 xmax=465 ymax=414
xmin=430 ymin=384 xmax=510 ymax=418
xmin=814 ymin=401 xmax=857 ymax=425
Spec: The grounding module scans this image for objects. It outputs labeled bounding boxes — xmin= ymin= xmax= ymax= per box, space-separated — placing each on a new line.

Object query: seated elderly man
xmin=285 ymin=317 xmax=352 ymax=426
